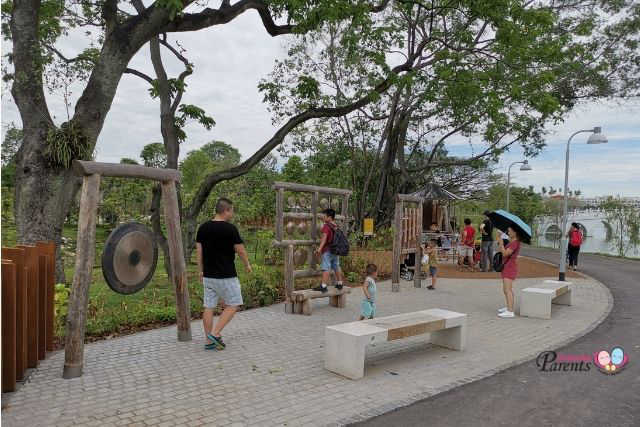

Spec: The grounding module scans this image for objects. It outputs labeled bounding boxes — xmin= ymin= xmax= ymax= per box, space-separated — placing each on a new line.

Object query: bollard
xmin=2 ymin=260 xmax=17 ymax=392
xmin=2 ymin=248 xmax=28 ymax=380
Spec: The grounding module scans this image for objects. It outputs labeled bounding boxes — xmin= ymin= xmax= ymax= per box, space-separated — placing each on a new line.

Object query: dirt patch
xmin=436 ymin=256 xmax=584 ymax=279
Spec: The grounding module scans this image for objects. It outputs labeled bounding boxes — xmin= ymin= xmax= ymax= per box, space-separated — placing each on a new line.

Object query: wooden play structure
xmin=1 ymin=241 xmax=56 ymax=392
xmin=62 ymin=160 xmax=191 ymax=379
xmin=392 ymin=185 xmax=462 ymax=291
xmin=392 ymin=194 xmax=424 ymax=291
xmin=272 ymin=181 xmax=353 ymax=315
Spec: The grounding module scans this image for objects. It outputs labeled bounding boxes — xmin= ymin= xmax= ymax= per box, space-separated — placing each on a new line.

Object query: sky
xmin=2 ymin=10 xmax=639 ymax=198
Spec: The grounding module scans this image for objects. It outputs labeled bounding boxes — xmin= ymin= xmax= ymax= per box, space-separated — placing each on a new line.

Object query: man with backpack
xmin=567 ymin=222 xmax=583 ymax=271
xmin=314 ymin=208 xmax=349 ymax=292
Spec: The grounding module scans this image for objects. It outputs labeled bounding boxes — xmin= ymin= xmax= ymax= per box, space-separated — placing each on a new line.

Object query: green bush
xmin=54 ymin=283 xmax=71 ymax=336
xmin=240 ymin=265 xmax=283 ymax=308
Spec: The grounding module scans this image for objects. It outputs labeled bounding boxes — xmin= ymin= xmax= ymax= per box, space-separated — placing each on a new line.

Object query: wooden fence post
xmin=1 ymin=248 xmax=27 ymax=380
xmin=37 ymin=253 xmax=48 ymax=359
xmin=16 ymin=245 xmax=39 ymax=369
xmin=284 ymin=245 xmax=295 ymax=313
xmin=37 ymin=241 xmax=56 ymax=351
xmin=63 ymin=173 xmax=100 ymax=379
xmin=414 ymin=202 xmax=423 ymax=288
xmin=161 ymin=180 xmax=192 ymax=342
xmin=2 ymin=260 xmax=17 ymax=392
xmin=392 ymin=198 xmax=403 ymax=291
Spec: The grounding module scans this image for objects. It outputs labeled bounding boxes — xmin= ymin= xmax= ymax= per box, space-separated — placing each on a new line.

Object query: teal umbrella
xmin=488 ymin=210 xmax=532 ymax=244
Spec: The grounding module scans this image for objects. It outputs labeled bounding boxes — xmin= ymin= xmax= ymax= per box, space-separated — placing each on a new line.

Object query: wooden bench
xmin=519 ymin=280 xmax=573 ymax=319
xmin=290 ymin=286 xmax=351 ymax=315
xmin=325 ymin=308 xmax=467 ymax=379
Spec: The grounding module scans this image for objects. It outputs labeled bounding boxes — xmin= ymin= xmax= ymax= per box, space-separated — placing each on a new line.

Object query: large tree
xmin=3 ymin=0 xmax=397 ymax=275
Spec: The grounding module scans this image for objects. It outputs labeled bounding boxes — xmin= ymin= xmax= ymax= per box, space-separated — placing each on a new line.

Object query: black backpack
xmin=329 ymin=223 xmax=350 ymax=256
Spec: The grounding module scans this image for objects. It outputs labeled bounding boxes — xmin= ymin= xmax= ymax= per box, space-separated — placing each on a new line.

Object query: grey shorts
xmin=203 ymin=277 xmax=243 ymax=308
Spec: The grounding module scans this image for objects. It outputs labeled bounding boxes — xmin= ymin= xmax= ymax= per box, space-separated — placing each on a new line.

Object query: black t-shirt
xmin=481 ymin=219 xmax=494 ymax=242
xmin=196 ymin=220 xmax=243 ymax=279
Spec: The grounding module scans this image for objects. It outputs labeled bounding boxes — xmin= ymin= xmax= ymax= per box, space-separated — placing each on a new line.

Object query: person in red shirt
xmin=313 ymin=208 xmax=345 ymax=292
xmin=567 ymin=223 xmax=583 ymax=271
xmin=496 ymin=226 xmax=522 ymax=318
xmin=457 ymin=218 xmax=476 ymax=270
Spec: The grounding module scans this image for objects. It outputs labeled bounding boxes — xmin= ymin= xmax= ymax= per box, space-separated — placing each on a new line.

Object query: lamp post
xmin=506 ymin=160 xmax=532 ymax=211
xmin=558 ymin=127 xmax=608 ymax=281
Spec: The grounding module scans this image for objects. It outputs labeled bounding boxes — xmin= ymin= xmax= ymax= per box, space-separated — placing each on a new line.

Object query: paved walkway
xmin=355 ymin=248 xmax=639 ymax=427
xmin=2 ymin=270 xmax=611 ymax=427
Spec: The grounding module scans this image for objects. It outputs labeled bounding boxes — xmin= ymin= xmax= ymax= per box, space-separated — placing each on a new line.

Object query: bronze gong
xmin=102 ymin=222 xmax=158 ymax=295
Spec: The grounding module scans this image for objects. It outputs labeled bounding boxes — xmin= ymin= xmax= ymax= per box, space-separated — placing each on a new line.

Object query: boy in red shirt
xmin=314 ymin=208 xmax=345 ymax=292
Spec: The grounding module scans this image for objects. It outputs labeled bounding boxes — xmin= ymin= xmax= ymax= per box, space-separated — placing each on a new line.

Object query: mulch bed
xmin=435 ymin=256 xmax=584 ymax=279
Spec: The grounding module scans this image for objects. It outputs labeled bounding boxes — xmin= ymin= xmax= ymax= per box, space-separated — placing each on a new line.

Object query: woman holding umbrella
xmin=487 ymin=210 xmax=532 ymax=319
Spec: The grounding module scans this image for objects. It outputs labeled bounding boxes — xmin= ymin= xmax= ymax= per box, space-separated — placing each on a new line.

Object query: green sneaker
xmin=207 ymin=333 xmax=226 ymax=350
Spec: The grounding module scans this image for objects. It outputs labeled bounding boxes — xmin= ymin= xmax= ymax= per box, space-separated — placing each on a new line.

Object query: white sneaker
xmin=497 ymin=307 xmax=508 ymax=313
xmin=498 ymin=310 xmax=515 ymax=318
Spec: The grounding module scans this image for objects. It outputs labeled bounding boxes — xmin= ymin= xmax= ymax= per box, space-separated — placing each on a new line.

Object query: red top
xmin=463 ymin=225 xmax=475 ymax=247
xmin=321 ymin=223 xmax=334 ymax=253
xmin=569 ymin=229 xmax=583 ymax=246
xmin=501 ymin=240 xmax=521 ymax=279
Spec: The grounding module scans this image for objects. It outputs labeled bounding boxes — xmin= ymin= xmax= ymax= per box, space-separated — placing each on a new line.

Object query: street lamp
xmin=506 ymin=160 xmax=532 ymax=211
xmin=558 ymin=127 xmax=608 ymax=281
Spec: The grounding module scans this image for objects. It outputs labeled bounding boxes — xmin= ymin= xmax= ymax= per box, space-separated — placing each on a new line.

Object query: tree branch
xmin=124 ymin=68 xmax=154 ymax=84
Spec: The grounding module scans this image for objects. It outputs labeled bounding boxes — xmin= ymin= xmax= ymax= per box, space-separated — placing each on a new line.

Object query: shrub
xmin=240 ymin=265 xmax=283 ymax=308
xmin=54 ymin=283 xmax=70 ymax=337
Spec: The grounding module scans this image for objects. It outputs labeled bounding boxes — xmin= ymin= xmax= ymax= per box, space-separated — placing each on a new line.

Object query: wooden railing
xmin=1 ymin=241 xmax=56 ymax=392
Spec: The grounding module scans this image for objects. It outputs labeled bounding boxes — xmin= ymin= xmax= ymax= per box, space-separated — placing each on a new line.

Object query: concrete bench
xmin=325 ymin=308 xmax=467 ymax=379
xmin=290 ymin=286 xmax=351 ymax=315
xmin=519 ymin=280 xmax=573 ymax=319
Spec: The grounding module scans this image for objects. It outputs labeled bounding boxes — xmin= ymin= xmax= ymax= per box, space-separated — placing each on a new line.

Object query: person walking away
xmin=567 ymin=223 xmax=583 ymax=271
xmin=496 ymin=226 xmax=521 ymax=318
xmin=196 ymin=198 xmax=252 ymax=350
xmin=480 ymin=211 xmax=494 ymax=272
xmin=314 ymin=208 xmax=345 ymax=292
xmin=424 ymin=240 xmax=439 ymax=290
xmin=359 ymin=264 xmax=378 ymax=320
xmin=458 ymin=218 xmax=476 ymax=270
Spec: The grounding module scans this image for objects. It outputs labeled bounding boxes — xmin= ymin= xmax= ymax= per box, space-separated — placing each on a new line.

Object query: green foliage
xmin=156 ymin=0 xmax=184 ymax=21
xmin=140 ymin=142 xmax=167 ymax=168
xmin=241 ymin=265 xmax=283 ymax=307
xmin=174 ymin=104 xmax=215 ymax=143
xmin=282 ymin=156 xmax=306 ymax=182
xmin=346 ymin=271 xmax=359 ymax=284
xmin=45 ymin=122 xmax=93 ymax=168
xmin=600 ymin=197 xmax=640 ymax=257
xmin=54 ymin=283 xmax=70 ymax=336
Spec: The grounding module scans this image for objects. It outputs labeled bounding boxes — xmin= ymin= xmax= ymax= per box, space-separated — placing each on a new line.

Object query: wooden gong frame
xmin=63 ymin=160 xmax=191 ymax=379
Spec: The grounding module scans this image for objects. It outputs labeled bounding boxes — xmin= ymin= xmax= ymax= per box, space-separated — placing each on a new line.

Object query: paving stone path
xmin=1 ymin=273 xmax=611 ymax=427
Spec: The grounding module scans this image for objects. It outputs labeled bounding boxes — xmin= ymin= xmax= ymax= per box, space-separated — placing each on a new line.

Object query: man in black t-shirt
xmin=480 ymin=210 xmax=495 ymax=272
xmin=196 ymin=198 xmax=252 ymax=350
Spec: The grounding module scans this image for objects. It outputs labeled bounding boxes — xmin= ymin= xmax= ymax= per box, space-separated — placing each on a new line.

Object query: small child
xmin=424 ymin=240 xmax=438 ymax=290
xmin=359 ymin=264 xmax=378 ymax=320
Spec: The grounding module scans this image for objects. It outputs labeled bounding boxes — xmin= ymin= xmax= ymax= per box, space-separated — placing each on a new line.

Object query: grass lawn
xmin=2 ymin=222 xmax=285 ymax=341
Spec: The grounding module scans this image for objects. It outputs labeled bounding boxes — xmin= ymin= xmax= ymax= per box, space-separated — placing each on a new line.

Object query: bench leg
xmin=325 ymin=329 xmax=366 ymax=380
xmin=329 ymin=295 xmax=338 ymax=307
xmin=302 ymin=298 xmax=312 ymax=315
xmin=520 ymin=293 xmax=552 ymax=319
xmin=294 ymin=300 xmax=303 ymax=314
xmin=285 ymin=301 xmax=294 ymax=314
xmin=553 ymin=290 xmax=572 ymax=306
xmin=337 ymin=293 xmax=347 ymax=308
xmin=430 ymin=325 xmax=466 ymax=351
